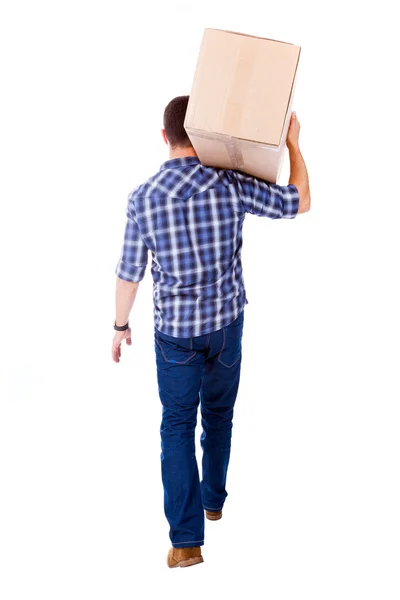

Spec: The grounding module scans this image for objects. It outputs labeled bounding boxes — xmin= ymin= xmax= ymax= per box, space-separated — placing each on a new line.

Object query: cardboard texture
xmin=185 ymin=29 xmax=301 ymax=183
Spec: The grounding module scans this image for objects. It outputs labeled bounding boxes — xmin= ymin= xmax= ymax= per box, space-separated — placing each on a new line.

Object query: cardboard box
xmin=185 ymin=29 xmax=301 ymax=183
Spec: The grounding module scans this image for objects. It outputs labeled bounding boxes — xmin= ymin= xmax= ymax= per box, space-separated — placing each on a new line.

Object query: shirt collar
xmin=159 ymin=156 xmax=200 ymax=171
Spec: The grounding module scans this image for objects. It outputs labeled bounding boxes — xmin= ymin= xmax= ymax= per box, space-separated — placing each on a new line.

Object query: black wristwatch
xmin=114 ymin=321 xmax=129 ymax=331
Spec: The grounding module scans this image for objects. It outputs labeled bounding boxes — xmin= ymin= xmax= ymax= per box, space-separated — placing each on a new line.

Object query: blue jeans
xmin=154 ymin=310 xmax=244 ymax=548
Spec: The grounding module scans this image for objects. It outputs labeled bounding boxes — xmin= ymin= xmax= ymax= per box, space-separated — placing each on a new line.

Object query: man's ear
xmin=161 ymin=129 xmax=168 ymax=145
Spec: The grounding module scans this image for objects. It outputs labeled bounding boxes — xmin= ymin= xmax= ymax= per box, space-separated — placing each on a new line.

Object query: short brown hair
xmin=163 ymin=96 xmax=192 ymax=148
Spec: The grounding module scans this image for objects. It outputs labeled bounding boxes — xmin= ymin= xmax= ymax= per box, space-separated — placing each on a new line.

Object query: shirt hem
xmin=154 ymin=300 xmax=248 ymax=339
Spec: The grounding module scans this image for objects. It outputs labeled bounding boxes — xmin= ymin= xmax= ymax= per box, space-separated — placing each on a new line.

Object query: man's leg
xmin=199 ymin=310 xmax=244 ymax=512
xmin=154 ymin=328 xmax=205 ymax=548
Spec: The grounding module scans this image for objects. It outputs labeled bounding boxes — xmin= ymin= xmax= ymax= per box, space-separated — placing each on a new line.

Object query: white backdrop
xmin=1 ymin=0 xmax=399 ymax=598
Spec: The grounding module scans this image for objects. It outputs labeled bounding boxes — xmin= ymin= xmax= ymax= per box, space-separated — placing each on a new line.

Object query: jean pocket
xmin=155 ymin=331 xmax=196 ymax=365
xmin=217 ymin=313 xmax=244 ymax=368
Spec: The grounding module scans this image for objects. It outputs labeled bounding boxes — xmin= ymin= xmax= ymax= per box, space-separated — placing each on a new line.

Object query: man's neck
xmin=169 ymin=146 xmax=198 ymax=160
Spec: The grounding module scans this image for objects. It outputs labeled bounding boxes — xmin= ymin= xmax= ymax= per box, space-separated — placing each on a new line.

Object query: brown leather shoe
xmin=167 ymin=546 xmax=203 ymax=568
xmin=205 ymin=510 xmax=222 ymax=521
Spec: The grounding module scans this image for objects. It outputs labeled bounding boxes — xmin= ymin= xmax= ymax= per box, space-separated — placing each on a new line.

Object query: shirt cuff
xmin=282 ymin=183 xmax=300 ymax=218
xmin=115 ymin=260 xmax=146 ymax=282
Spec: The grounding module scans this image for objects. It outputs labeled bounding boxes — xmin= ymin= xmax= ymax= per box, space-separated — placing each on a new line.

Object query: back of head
xmin=163 ymin=96 xmax=192 ymax=149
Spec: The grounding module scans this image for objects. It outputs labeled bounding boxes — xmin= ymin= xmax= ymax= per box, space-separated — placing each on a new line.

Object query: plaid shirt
xmin=115 ymin=157 xmax=299 ymax=338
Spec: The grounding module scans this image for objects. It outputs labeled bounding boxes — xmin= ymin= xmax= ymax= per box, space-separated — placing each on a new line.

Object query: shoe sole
xmin=169 ymin=556 xmax=204 ymax=568
xmin=205 ymin=511 xmax=222 ymax=521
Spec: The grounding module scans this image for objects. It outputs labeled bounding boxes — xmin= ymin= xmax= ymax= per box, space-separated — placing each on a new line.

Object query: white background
xmin=1 ymin=0 xmax=399 ymax=598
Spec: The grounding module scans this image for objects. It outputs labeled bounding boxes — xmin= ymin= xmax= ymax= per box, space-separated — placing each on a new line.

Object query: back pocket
xmin=217 ymin=312 xmax=244 ymax=368
xmin=155 ymin=331 xmax=196 ymax=365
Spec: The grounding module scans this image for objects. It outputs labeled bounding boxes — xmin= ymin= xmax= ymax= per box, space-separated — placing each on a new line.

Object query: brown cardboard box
xmin=185 ymin=29 xmax=301 ymax=183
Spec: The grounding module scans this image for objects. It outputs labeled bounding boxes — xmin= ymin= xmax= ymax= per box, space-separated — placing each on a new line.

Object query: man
xmin=112 ymin=96 xmax=310 ymax=568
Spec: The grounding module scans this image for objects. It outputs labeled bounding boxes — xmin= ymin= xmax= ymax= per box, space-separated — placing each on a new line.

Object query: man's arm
xmin=112 ymin=278 xmax=138 ymax=363
xmin=232 ymin=170 xmax=299 ymax=219
xmin=112 ymin=196 xmax=148 ymax=363
xmin=115 ymin=278 xmax=139 ymax=327
xmin=231 ymin=111 xmax=310 ymax=218
xmin=287 ymin=112 xmax=311 ymax=214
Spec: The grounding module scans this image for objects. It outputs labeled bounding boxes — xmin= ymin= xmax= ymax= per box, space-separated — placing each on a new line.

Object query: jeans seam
xmin=172 ymin=539 xmax=204 ymax=545
xmin=218 ymin=353 xmax=241 ymax=368
xmin=217 ymin=327 xmax=226 ymax=360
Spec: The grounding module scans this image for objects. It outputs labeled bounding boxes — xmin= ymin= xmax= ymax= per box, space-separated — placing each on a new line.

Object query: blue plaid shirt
xmin=115 ymin=157 xmax=299 ymax=338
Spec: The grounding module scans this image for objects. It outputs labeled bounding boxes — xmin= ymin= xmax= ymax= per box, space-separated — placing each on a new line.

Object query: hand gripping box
xmin=185 ymin=29 xmax=301 ymax=183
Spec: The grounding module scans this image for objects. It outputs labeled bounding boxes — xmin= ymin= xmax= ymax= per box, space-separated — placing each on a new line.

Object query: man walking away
xmin=112 ymin=96 xmax=310 ymax=568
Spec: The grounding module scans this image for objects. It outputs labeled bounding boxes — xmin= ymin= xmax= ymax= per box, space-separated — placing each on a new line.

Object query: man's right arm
xmin=230 ymin=111 xmax=310 ymax=218
xmin=287 ymin=112 xmax=311 ymax=214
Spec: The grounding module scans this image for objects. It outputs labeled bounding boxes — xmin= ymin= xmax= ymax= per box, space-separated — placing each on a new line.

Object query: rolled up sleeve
xmin=115 ymin=198 xmax=148 ymax=282
xmin=233 ymin=171 xmax=299 ymax=219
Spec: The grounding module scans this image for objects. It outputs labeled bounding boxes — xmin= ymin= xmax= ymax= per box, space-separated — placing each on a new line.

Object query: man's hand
xmin=112 ymin=327 xmax=132 ymax=363
xmin=286 ymin=111 xmax=300 ymax=150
